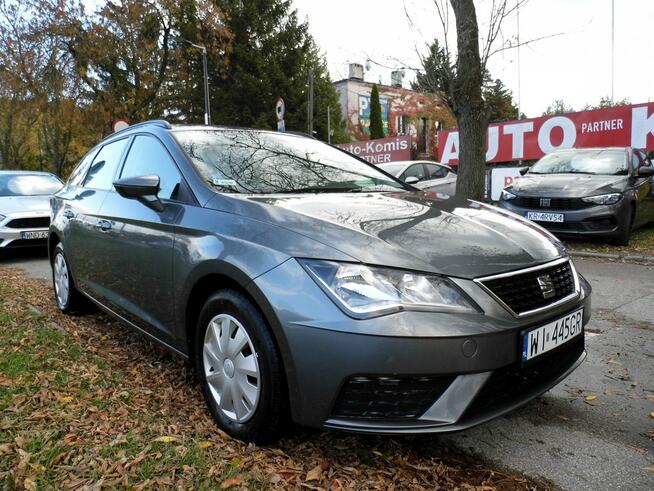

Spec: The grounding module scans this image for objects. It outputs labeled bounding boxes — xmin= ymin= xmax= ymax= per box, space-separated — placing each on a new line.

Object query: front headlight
xmin=581 ymin=193 xmax=622 ymax=205
xmin=500 ymin=189 xmax=516 ymax=201
xmin=0 ymin=214 xmax=5 ymax=223
xmin=299 ymin=259 xmax=477 ymax=318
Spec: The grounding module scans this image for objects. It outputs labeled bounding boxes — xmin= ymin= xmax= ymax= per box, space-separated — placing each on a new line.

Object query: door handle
xmin=63 ymin=210 xmax=75 ymax=219
xmin=97 ymin=220 xmax=112 ymax=231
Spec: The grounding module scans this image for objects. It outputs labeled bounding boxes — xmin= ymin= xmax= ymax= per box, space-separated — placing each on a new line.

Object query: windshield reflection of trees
xmin=179 ymin=130 xmax=401 ymax=194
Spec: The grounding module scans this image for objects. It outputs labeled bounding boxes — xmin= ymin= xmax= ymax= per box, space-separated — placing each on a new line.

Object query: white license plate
xmin=20 ymin=230 xmax=48 ymax=240
xmin=526 ymin=212 xmax=564 ymax=223
xmin=521 ymin=308 xmax=584 ymax=362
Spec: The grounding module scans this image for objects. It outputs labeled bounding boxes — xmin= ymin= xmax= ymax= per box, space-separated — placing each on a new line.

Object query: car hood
xmin=513 ymin=174 xmax=628 ymax=197
xmin=215 ymin=191 xmax=565 ymax=279
xmin=0 ymin=195 xmax=51 ymax=215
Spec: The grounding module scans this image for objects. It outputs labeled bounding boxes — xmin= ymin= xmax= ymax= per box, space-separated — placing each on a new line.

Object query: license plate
xmin=526 ymin=212 xmax=564 ymax=223
xmin=20 ymin=230 xmax=48 ymax=240
xmin=521 ymin=308 xmax=584 ymax=362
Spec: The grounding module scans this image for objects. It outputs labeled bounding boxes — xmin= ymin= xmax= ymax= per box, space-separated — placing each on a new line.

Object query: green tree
xmin=209 ymin=0 xmax=346 ymax=142
xmin=583 ymin=96 xmax=630 ymax=110
xmin=484 ymin=78 xmax=518 ymax=122
xmin=369 ymin=84 xmax=384 ymax=140
xmin=542 ymin=99 xmax=574 ymax=116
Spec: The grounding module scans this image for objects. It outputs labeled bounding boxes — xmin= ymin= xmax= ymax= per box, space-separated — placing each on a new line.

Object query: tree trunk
xmin=450 ymin=0 xmax=488 ymax=201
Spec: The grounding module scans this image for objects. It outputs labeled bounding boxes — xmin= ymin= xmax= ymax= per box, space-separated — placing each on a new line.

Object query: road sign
xmin=112 ymin=119 xmax=130 ymax=133
xmin=275 ymin=98 xmax=285 ymax=121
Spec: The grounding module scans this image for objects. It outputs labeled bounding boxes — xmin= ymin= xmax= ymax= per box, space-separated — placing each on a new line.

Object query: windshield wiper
xmin=279 ymin=186 xmax=364 ymax=194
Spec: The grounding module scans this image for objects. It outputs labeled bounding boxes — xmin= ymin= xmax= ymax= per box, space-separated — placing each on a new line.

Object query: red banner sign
xmin=438 ymin=102 xmax=654 ymax=165
xmin=336 ymin=135 xmax=411 ymax=164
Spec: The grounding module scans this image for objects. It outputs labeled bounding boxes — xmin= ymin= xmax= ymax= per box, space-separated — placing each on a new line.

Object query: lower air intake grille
xmin=331 ymin=375 xmax=454 ymax=421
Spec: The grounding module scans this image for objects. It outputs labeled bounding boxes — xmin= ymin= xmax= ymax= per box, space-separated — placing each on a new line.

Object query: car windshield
xmin=174 ymin=129 xmax=405 ymax=194
xmin=0 ymin=173 xmax=63 ymax=197
xmin=529 ymin=149 xmax=628 ymax=175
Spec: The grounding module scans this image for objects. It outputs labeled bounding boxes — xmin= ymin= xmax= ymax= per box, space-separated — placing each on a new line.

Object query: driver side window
xmin=120 ymin=135 xmax=183 ymax=201
xmin=401 ymin=164 xmax=426 ymax=182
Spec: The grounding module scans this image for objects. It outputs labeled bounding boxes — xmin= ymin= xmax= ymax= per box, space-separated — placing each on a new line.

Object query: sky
xmin=292 ymin=0 xmax=654 ymax=118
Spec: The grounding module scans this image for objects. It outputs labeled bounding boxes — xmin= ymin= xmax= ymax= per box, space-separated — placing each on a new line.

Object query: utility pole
xmin=516 ymin=0 xmax=521 ymax=120
xmin=183 ymin=40 xmax=211 ymax=125
xmin=327 ymin=105 xmax=331 ymax=144
xmin=307 ymin=69 xmax=314 ymax=135
xmin=611 ymin=0 xmax=615 ymax=102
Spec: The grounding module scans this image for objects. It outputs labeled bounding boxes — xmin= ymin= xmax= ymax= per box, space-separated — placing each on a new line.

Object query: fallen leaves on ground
xmin=0 ymin=267 xmax=552 ymax=490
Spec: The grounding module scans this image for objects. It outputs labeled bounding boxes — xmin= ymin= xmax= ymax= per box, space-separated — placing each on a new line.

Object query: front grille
xmin=331 ymin=375 xmax=454 ymax=421
xmin=463 ymin=337 xmax=584 ymax=421
xmin=5 ymin=238 xmax=48 ymax=248
xmin=5 ymin=217 xmax=50 ymax=229
xmin=513 ymin=196 xmax=591 ymax=210
xmin=480 ymin=260 xmax=576 ymax=315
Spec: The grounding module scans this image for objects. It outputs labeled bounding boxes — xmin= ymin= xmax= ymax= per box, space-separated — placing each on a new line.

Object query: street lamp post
xmin=183 ymin=40 xmax=211 ymax=126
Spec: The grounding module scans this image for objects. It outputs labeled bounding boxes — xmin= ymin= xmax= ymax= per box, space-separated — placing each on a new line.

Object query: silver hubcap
xmin=203 ymin=314 xmax=260 ymax=423
xmin=53 ymin=253 xmax=70 ymax=308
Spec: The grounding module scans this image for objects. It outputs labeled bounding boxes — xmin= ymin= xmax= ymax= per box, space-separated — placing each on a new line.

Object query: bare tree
xmin=416 ymin=0 xmax=556 ymax=200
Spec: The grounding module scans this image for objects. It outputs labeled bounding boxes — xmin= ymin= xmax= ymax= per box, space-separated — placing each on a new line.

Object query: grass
xmin=564 ymin=223 xmax=654 ymax=257
xmin=0 ymin=266 xmax=552 ymax=490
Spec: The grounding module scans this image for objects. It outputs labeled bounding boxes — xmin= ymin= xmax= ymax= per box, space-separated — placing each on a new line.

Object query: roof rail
xmin=112 ymin=119 xmax=172 ymax=136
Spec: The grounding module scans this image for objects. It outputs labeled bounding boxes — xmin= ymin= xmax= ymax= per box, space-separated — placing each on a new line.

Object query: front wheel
xmin=612 ymin=206 xmax=634 ymax=246
xmin=52 ymin=242 xmax=86 ymax=314
xmin=195 ymin=289 xmax=287 ymax=444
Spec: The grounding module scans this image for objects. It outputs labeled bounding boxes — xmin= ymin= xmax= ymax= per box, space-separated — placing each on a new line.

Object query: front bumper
xmin=498 ymin=199 xmax=628 ymax=239
xmin=0 ymin=212 xmax=50 ymax=249
xmin=252 ymin=258 xmax=591 ymax=433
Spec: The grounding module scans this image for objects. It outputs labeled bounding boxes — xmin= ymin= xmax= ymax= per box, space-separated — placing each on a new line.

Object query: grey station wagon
xmin=50 ymin=121 xmax=591 ymax=443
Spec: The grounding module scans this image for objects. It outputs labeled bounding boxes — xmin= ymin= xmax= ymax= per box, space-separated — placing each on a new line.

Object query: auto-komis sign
xmin=438 ymin=102 xmax=654 ymax=164
xmin=336 ymin=135 xmax=411 ymax=164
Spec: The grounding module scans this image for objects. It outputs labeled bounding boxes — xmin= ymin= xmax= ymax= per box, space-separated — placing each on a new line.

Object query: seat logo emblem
xmin=537 ymin=275 xmax=555 ymax=299
xmin=540 ymin=198 xmax=551 ymax=207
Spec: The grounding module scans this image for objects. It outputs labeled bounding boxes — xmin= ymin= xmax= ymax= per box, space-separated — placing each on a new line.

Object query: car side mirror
xmin=113 ymin=175 xmax=164 ymax=212
xmin=519 ymin=167 xmax=530 ymax=176
xmin=637 ymin=166 xmax=654 ymax=177
xmin=405 ymin=176 xmax=420 ymax=185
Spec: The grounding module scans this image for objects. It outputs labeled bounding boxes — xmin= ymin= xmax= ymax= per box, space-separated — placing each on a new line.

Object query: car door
xmin=421 ymin=163 xmax=457 ymax=195
xmin=93 ymin=134 xmax=188 ymax=345
xmin=633 ymin=149 xmax=654 ymax=224
xmin=64 ymin=137 xmax=130 ymax=294
xmin=630 ymin=149 xmax=653 ymax=227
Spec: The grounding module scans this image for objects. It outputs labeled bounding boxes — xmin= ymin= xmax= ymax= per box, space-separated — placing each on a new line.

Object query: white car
xmin=0 ymin=171 xmax=63 ymax=250
xmin=378 ymin=160 xmax=457 ymax=195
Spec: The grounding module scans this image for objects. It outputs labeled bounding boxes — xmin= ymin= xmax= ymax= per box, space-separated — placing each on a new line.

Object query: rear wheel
xmin=52 ymin=243 xmax=86 ymax=314
xmin=195 ymin=289 xmax=287 ymax=443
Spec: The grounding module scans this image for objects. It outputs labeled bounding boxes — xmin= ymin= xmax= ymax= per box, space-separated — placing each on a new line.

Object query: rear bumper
xmin=252 ymin=258 xmax=592 ymax=433
xmin=498 ymin=199 xmax=629 ymax=238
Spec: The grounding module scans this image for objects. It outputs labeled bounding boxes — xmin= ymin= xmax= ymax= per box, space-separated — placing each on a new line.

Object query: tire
xmin=51 ymin=242 xmax=86 ymax=314
xmin=195 ymin=289 xmax=287 ymax=444
xmin=612 ymin=206 xmax=634 ymax=246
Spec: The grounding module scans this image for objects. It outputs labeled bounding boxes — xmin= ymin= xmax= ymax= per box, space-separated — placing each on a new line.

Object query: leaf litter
xmin=0 ymin=267 xmax=552 ymax=490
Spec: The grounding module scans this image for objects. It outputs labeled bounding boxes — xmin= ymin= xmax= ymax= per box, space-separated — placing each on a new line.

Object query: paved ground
xmin=1 ymin=251 xmax=653 ymax=490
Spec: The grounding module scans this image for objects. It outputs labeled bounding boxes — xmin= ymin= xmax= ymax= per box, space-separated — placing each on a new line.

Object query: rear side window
xmin=425 ymin=164 xmax=447 ymax=179
xmin=83 ymin=138 xmax=129 ymax=190
xmin=120 ymin=135 xmax=182 ymax=201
